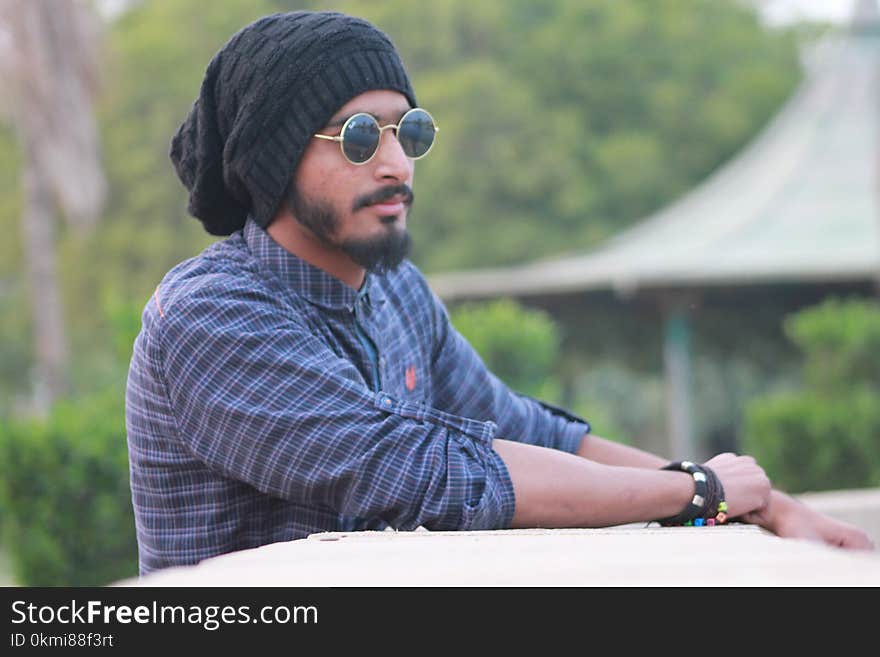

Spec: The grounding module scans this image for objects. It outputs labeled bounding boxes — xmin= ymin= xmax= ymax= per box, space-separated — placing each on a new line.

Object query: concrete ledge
xmin=119 ymin=487 xmax=880 ymax=587
xmin=119 ymin=522 xmax=880 ymax=587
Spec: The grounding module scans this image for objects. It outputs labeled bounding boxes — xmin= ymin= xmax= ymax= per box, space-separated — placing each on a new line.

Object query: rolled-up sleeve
xmin=156 ymin=281 xmax=516 ymax=532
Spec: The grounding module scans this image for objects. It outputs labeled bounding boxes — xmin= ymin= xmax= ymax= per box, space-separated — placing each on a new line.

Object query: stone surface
xmin=116 ymin=487 xmax=880 ymax=587
xmin=118 ymin=523 xmax=880 ymax=587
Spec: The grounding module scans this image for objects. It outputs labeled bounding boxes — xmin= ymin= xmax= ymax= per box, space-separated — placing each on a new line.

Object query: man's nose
xmin=372 ymin=128 xmax=413 ymax=181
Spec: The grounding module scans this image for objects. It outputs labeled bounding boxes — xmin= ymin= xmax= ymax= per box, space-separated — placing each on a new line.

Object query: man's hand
xmin=741 ymin=489 xmax=875 ymax=551
xmin=703 ymin=452 xmax=771 ymax=518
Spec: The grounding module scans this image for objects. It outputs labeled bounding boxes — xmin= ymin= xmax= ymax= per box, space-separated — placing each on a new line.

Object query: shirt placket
xmin=353 ymin=287 xmax=381 ymax=393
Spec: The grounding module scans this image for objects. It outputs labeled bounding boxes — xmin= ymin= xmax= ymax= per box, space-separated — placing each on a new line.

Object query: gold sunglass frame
xmin=313 ymin=107 xmax=439 ymax=165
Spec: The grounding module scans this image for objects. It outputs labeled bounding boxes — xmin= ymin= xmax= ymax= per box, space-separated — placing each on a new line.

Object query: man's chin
xmin=342 ymin=230 xmax=412 ymax=274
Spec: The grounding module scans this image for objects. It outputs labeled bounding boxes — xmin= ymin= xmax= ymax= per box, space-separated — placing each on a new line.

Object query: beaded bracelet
xmin=655 ymin=461 xmax=728 ymax=527
xmin=680 ymin=501 xmax=728 ymax=526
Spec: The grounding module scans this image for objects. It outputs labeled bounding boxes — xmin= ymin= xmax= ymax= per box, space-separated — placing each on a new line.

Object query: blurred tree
xmin=0 ymin=386 xmax=137 ymax=585
xmin=47 ymin=0 xmax=286 ymax=397
xmin=337 ymin=0 xmax=801 ymax=271
xmin=0 ymin=0 xmax=106 ymax=413
xmin=0 ymin=130 xmax=29 ymax=416
xmin=0 ymin=0 xmax=802 ymax=407
xmin=744 ymin=298 xmax=880 ymax=492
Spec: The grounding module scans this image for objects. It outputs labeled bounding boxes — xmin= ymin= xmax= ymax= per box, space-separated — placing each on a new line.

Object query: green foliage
xmin=744 ymin=298 xmax=880 ymax=493
xmin=368 ymin=0 xmax=802 ymax=272
xmin=450 ymin=298 xmax=562 ymax=401
xmin=0 ymin=387 xmax=137 ymax=585
xmin=745 ymin=389 xmax=880 ymax=493
xmin=784 ymin=297 xmax=880 ymax=391
xmin=105 ymin=295 xmax=147 ymax=367
xmin=0 ymin=0 xmax=802 ymax=404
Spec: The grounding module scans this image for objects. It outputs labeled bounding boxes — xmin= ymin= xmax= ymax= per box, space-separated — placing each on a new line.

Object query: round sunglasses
xmin=313 ymin=107 xmax=439 ymax=165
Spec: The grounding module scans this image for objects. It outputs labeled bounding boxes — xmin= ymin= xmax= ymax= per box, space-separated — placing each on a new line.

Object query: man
xmin=125 ymin=11 xmax=872 ymax=575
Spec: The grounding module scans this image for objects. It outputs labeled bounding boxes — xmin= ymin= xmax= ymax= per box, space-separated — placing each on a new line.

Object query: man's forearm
xmin=577 ymin=433 xmax=668 ymax=469
xmin=492 ymin=438 xmax=694 ymax=528
xmin=565 ymin=433 xmax=874 ymax=549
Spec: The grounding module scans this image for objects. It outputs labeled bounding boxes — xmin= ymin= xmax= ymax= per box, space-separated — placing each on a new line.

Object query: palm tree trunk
xmin=1 ymin=0 xmax=106 ymax=414
xmin=20 ymin=129 xmax=67 ymax=414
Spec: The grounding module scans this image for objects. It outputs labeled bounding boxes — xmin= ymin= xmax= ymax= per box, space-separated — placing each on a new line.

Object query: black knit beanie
xmin=170 ymin=11 xmax=417 ymax=235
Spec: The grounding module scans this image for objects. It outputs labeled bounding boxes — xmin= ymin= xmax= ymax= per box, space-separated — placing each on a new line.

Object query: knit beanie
xmin=170 ymin=11 xmax=417 ymax=235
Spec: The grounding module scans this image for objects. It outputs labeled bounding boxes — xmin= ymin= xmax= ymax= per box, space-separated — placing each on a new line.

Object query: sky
xmin=754 ymin=0 xmax=865 ymax=26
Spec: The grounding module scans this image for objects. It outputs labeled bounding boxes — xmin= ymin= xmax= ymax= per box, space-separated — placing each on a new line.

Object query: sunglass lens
xmin=398 ymin=109 xmax=436 ymax=159
xmin=341 ymin=114 xmax=380 ymax=163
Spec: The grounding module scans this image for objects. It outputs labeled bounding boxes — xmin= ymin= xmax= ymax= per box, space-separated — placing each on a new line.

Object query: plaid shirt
xmin=126 ymin=218 xmax=590 ymax=574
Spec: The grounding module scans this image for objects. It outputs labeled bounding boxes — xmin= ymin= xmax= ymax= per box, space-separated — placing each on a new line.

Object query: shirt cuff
xmin=455 ymin=440 xmax=517 ymax=531
xmin=519 ymin=394 xmax=591 ymax=454
xmin=555 ymin=418 xmax=591 ymax=455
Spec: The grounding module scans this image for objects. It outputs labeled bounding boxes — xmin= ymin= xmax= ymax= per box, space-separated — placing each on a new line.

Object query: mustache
xmin=353 ymin=184 xmax=414 ymax=212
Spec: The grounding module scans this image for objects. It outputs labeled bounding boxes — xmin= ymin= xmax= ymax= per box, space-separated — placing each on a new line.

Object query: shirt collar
xmin=243 ymin=217 xmax=385 ymax=311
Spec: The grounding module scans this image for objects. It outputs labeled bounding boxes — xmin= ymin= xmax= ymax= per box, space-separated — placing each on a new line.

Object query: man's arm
xmin=741 ymin=489 xmax=875 ymax=550
xmin=576 ymin=432 xmax=667 ymax=468
xmin=147 ymin=281 xmax=515 ymax=533
xmin=493 ymin=438 xmax=771 ymax=527
xmin=574 ymin=433 xmax=875 ymax=550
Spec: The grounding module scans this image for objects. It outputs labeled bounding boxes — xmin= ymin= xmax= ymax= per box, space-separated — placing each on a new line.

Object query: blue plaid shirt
xmin=126 ymin=218 xmax=590 ymax=574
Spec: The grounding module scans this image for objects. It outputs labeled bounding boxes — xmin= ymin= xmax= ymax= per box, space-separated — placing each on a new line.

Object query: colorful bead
xmin=716 ymin=512 xmax=727 ymax=524
xmin=718 ymin=501 xmax=728 ymax=513
xmin=707 ymin=518 xmax=715 ymax=526
xmin=694 ymin=518 xmax=704 ymax=526
xmin=684 ymin=520 xmax=693 ymax=526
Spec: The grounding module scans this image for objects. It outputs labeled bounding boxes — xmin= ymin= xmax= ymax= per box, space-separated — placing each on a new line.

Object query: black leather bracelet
xmin=655 ymin=461 xmax=709 ymax=526
xmin=701 ymin=464 xmax=725 ymax=518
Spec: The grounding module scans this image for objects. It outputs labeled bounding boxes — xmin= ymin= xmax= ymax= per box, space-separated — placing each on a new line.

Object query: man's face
xmin=288 ymin=89 xmax=416 ymax=274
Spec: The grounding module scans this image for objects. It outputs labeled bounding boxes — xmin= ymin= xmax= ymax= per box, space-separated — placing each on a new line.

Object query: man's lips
xmin=367 ymin=197 xmax=407 ymax=214
xmin=353 ymin=185 xmax=414 ymax=213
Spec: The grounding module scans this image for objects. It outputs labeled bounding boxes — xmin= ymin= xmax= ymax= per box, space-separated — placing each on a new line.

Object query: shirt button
xmin=382 ymin=396 xmax=393 ymax=407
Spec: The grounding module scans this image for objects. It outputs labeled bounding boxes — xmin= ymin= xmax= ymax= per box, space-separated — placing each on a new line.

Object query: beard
xmin=287 ymin=184 xmax=413 ymax=275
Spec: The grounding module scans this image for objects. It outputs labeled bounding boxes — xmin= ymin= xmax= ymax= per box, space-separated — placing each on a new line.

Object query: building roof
xmin=429 ymin=11 xmax=880 ymax=301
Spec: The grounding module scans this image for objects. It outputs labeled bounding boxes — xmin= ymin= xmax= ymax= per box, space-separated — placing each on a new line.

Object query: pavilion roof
xmin=430 ymin=10 xmax=880 ymax=301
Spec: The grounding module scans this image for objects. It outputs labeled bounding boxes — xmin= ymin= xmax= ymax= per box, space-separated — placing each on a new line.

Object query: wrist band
xmin=700 ymin=464 xmax=726 ymax=522
xmin=655 ymin=461 xmax=728 ymax=527
xmin=656 ymin=461 xmax=707 ymax=526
